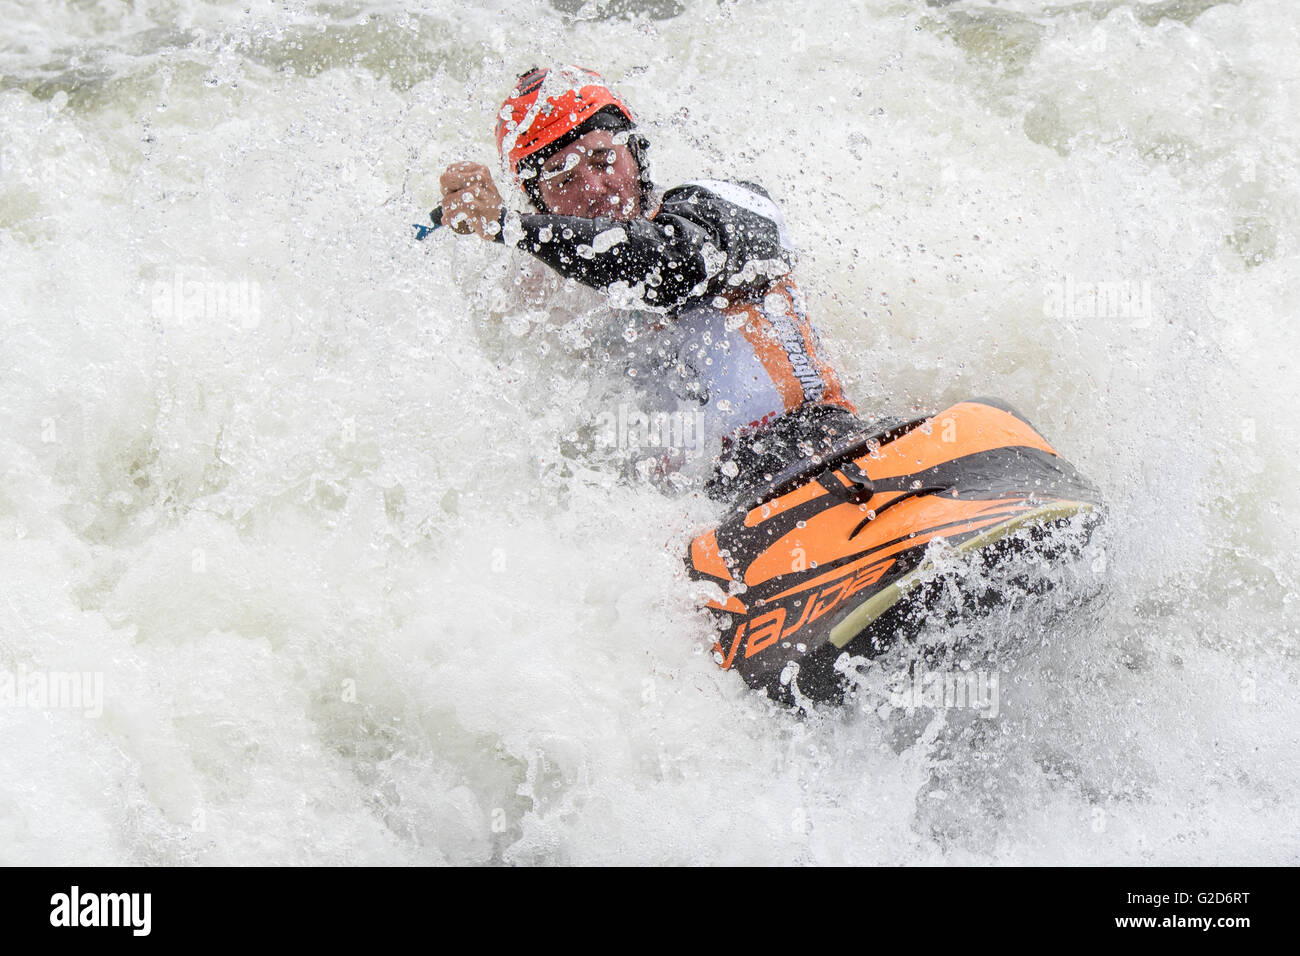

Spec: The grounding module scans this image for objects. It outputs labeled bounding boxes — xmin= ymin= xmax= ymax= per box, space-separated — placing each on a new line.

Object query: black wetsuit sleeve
xmin=498 ymin=182 xmax=792 ymax=310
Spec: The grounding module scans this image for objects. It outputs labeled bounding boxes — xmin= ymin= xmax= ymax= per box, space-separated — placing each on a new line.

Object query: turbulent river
xmin=2 ymin=0 xmax=1297 ymax=864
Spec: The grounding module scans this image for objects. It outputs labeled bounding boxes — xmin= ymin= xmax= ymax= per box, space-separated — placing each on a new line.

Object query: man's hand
xmin=439 ymin=162 xmax=505 ymax=239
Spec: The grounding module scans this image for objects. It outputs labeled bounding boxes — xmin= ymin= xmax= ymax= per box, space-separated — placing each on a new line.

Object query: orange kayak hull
xmin=686 ymin=398 xmax=1103 ymax=703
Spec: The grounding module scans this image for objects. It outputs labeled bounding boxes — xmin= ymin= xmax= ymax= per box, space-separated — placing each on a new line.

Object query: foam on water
xmin=2 ymin=0 xmax=1297 ymax=863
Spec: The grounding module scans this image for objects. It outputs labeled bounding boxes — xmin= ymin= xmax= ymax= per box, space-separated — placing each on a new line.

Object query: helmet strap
xmin=627 ymin=133 xmax=655 ymax=212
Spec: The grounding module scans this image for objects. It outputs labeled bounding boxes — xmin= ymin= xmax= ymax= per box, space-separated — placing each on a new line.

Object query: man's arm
xmin=437 ymin=164 xmax=793 ymax=309
xmin=500 ymin=182 xmax=793 ymax=310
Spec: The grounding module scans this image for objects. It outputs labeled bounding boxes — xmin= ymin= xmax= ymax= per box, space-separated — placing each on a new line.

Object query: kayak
xmin=685 ymin=398 xmax=1103 ymax=705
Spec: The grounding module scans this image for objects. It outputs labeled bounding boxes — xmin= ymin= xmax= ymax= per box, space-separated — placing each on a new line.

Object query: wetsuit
xmin=496 ymin=179 xmax=862 ymax=501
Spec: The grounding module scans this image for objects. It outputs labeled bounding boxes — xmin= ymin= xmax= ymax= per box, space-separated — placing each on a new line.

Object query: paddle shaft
xmin=412 ymin=206 xmax=444 ymax=241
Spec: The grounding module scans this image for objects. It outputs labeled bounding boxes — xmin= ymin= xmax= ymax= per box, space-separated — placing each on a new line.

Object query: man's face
xmin=535 ymin=129 xmax=642 ymax=220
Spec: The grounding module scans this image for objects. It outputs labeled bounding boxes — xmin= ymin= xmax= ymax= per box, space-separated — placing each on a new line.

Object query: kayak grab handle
xmin=816 ymin=461 xmax=875 ymax=504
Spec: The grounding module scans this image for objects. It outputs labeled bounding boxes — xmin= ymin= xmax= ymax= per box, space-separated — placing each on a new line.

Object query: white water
xmin=2 ymin=0 xmax=1297 ymax=864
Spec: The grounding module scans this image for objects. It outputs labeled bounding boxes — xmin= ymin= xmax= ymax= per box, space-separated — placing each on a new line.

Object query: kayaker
xmin=438 ymin=65 xmax=863 ymax=500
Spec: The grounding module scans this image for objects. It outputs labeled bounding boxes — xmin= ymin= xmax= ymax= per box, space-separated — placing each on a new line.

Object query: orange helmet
xmin=494 ymin=66 xmax=637 ymax=182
